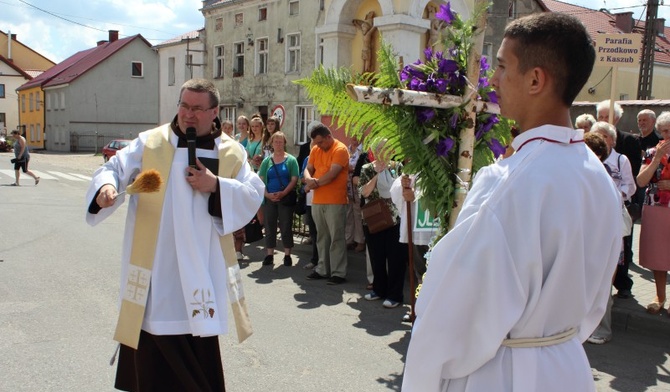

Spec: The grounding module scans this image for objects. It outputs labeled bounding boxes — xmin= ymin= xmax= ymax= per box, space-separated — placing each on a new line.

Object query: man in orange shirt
xmin=303 ymin=122 xmax=350 ymax=284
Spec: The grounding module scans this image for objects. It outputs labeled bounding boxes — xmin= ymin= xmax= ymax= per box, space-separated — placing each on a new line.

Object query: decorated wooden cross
xmin=344 ymin=0 xmax=504 ymax=230
xmin=296 ymin=0 xmax=512 ymax=321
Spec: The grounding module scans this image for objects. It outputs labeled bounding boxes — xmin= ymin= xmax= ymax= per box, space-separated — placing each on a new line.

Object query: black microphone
xmin=186 ymin=127 xmax=197 ymax=175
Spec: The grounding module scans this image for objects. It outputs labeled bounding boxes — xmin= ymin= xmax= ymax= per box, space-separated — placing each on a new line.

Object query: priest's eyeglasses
xmin=178 ymin=103 xmax=214 ymax=115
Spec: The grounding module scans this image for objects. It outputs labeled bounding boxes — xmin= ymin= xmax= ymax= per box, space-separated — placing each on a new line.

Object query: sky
xmin=565 ymin=0 xmax=670 ymax=22
xmin=0 ymin=0 xmax=668 ymax=64
xmin=0 ymin=0 xmax=205 ymax=63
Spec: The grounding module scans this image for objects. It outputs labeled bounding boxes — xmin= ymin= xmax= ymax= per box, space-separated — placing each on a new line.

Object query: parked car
xmin=0 ymin=136 xmax=12 ymax=152
xmin=102 ymin=139 xmax=130 ymax=162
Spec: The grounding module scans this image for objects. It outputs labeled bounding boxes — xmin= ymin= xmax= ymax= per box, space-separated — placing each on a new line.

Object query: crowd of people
xmin=230 ymin=115 xmax=438 ymax=311
xmin=229 ymin=98 xmax=670 ymax=351
xmin=575 ymin=101 xmax=670 ymax=345
xmin=228 ymin=86 xmax=670 ymax=337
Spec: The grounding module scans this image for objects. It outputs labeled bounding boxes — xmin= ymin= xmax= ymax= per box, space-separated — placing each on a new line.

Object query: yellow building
xmin=0 ymin=31 xmax=54 ymax=71
xmin=16 ymin=87 xmax=45 ymax=148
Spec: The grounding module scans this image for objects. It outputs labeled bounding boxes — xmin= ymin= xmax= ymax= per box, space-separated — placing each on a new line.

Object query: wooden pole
xmin=448 ymin=0 xmax=489 ymax=229
xmin=345 ymin=84 xmax=499 ymax=114
xmin=608 ymin=66 xmax=618 ymax=124
xmin=404 ymin=176 xmax=417 ymax=323
xmin=346 ymin=84 xmax=463 ymax=109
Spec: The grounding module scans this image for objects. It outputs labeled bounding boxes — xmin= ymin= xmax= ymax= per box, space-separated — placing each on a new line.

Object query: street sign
xmin=595 ymin=34 xmax=642 ymax=66
xmin=271 ymin=105 xmax=285 ymax=128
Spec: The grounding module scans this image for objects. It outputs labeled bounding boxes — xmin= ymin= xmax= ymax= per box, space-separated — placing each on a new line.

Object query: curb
xmin=612 ymin=298 xmax=670 ymax=338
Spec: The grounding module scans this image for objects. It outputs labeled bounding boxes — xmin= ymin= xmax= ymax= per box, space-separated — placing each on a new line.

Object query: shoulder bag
xmin=294 ymin=189 xmax=307 ymax=215
xmin=361 ymin=198 xmax=395 ymax=234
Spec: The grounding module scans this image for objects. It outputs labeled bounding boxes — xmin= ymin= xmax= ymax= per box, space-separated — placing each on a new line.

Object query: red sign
xmin=271 ymin=105 xmax=285 ymax=128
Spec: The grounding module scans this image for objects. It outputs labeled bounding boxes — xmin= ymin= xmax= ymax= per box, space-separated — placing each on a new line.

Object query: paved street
xmin=1 ymin=151 xmax=670 ymax=391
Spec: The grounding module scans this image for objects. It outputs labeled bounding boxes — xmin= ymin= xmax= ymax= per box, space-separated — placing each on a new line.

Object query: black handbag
xmin=244 ymin=215 xmax=264 ymax=243
xmin=294 ymin=190 xmax=307 ymax=215
xmin=279 ymin=190 xmax=297 ymax=206
xmin=271 ymin=159 xmax=297 ymax=206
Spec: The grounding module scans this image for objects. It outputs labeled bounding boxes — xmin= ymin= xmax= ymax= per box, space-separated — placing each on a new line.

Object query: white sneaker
xmin=364 ymin=292 xmax=381 ymax=301
xmin=236 ymin=251 xmax=244 ymax=260
xmin=586 ymin=335 xmax=610 ymax=345
xmin=383 ymin=299 xmax=401 ymax=308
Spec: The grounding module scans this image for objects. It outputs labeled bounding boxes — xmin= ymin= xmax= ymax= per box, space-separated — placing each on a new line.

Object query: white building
xmin=154 ymin=29 xmax=206 ymax=125
xmin=0 ymin=56 xmax=31 ymax=134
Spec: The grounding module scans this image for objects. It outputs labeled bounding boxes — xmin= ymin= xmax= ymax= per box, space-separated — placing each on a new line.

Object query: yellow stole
xmin=114 ymin=124 xmax=252 ymax=349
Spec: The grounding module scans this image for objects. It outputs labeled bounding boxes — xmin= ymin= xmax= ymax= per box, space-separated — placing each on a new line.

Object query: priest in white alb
xmin=402 ymin=14 xmax=622 ymax=392
xmin=86 ymin=79 xmax=264 ymax=391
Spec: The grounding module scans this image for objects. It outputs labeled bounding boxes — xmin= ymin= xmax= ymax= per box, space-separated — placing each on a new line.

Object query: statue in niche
xmin=426 ymin=5 xmax=443 ymax=47
xmin=353 ymin=11 xmax=377 ymax=73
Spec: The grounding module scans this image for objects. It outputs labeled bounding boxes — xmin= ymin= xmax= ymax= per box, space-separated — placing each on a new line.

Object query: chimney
xmin=97 ymin=40 xmax=108 ymax=46
xmin=109 ymin=30 xmax=119 ymax=42
xmin=615 ymin=12 xmax=634 ymax=33
xmin=7 ymin=30 xmax=12 ymax=60
xmin=656 ymin=18 xmax=666 ymax=37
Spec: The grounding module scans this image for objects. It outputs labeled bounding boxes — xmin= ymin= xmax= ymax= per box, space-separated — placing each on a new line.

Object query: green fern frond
xmin=375 ymin=42 xmax=403 ymax=88
xmin=296 ymin=64 xmax=405 ymax=149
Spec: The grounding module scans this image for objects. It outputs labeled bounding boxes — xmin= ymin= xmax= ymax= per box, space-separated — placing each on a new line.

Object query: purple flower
xmin=487 ymin=138 xmax=507 ymax=158
xmin=424 ymin=47 xmax=433 ymax=61
xmin=409 ymin=78 xmax=421 ymax=90
xmin=449 ymin=113 xmax=459 ymax=129
xmin=435 ymin=51 xmax=444 ymax=60
xmin=480 ymin=56 xmax=490 ymax=72
xmin=437 ymin=58 xmax=459 ymax=74
xmin=478 ymin=77 xmax=489 ymax=89
xmin=436 ymin=3 xmax=455 ymax=25
xmin=487 ymin=90 xmax=499 ymax=104
xmin=400 ymin=70 xmax=410 ymax=82
xmin=475 ymin=115 xmax=500 ymax=140
xmin=425 ymin=75 xmax=437 ymax=91
xmin=435 ymin=79 xmax=448 ymax=93
xmin=417 ymin=108 xmax=436 ymax=124
xmin=447 ymin=73 xmax=466 ymax=92
xmin=436 ymin=137 xmax=455 ymax=156
xmin=406 ymin=65 xmax=426 ymax=80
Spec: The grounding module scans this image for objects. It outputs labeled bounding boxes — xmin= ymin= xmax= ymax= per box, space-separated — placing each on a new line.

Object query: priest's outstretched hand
xmin=96 ymin=184 xmax=118 ymax=208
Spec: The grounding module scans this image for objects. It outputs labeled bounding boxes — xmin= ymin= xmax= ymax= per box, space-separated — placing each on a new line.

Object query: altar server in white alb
xmin=402 ymin=13 xmax=622 ymax=392
xmin=86 ymin=79 xmax=264 ymax=391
